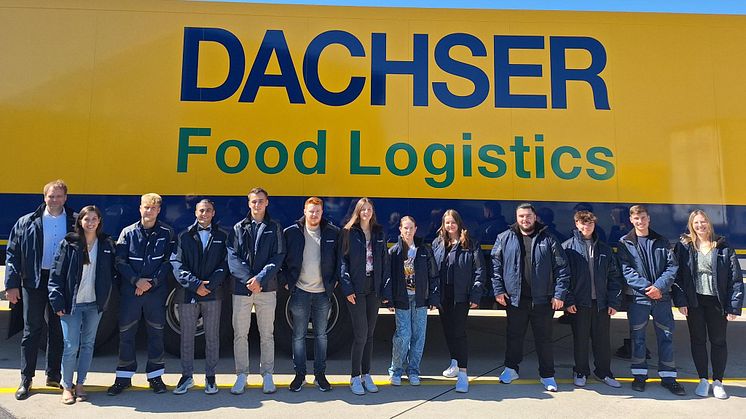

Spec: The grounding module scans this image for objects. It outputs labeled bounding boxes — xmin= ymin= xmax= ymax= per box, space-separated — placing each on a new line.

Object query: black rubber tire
xmin=275 ymin=286 xmax=352 ymax=360
xmin=94 ymin=286 xmax=120 ymax=354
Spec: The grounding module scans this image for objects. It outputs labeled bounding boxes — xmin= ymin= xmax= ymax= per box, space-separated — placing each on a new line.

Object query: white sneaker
xmin=390 ymin=375 xmax=401 ymax=386
xmin=498 ymin=367 xmax=519 ymax=384
xmin=350 ymin=376 xmax=365 ymax=395
xmin=361 ymin=374 xmax=378 ymax=393
xmin=695 ymin=378 xmax=710 ymax=397
xmin=442 ymin=359 xmax=458 ymax=378
xmin=262 ymin=374 xmax=276 ymax=394
xmin=455 ymin=371 xmax=469 ymax=393
xmin=231 ymin=374 xmax=247 ymax=395
xmin=602 ymin=377 xmax=622 ymax=388
xmin=713 ymin=380 xmax=728 ymax=399
xmin=541 ymin=377 xmax=558 ymax=392
xmin=573 ymin=374 xmax=586 ymax=387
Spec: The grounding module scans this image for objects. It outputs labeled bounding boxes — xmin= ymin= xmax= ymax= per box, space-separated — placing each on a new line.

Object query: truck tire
xmin=94 ymin=286 xmax=120 ymax=354
xmin=275 ymin=286 xmax=352 ymax=359
xmin=163 ymin=286 xmax=234 ymax=358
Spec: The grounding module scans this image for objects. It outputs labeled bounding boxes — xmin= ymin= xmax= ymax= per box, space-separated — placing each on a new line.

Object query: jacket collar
xmin=572 ymin=229 xmax=598 ymax=245
xmin=188 ymin=220 xmax=219 ymax=234
xmin=679 ymin=233 xmax=729 ymax=250
xmin=32 ymin=203 xmax=75 ymax=221
xmin=242 ymin=210 xmax=272 ymax=227
xmin=622 ymin=227 xmax=665 ymax=244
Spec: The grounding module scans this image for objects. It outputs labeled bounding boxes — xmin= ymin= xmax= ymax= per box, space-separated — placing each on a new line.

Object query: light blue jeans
xmin=60 ymin=302 xmax=102 ymax=389
xmin=389 ymin=294 xmax=428 ymax=377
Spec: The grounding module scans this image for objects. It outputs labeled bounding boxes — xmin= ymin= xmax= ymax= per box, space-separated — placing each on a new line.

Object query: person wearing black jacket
xmin=339 ymin=197 xmax=388 ymax=395
xmin=432 ymin=209 xmax=484 ymax=393
xmin=227 ymin=187 xmax=285 ymax=395
xmin=673 ymin=209 xmax=744 ymax=399
xmin=562 ymin=210 xmax=623 ymax=389
xmin=382 ymin=216 xmax=439 ymax=387
xmin=48 ymin=206 xmax=115 ymax=404
xmin=170 ymin=199 xmax=229 ymax=395
xmin=281 ymin=197 xmax=339 ymax=392
xmin=492 ymin=203 xmax=570 ymax=392
xmin=108 ymin=193 xmax=175 ymax=396
xmin=5 ymin=180 xmax=75 ymax=400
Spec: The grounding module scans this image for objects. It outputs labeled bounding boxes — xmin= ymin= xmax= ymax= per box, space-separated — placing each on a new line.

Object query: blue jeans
xmin=628 ymin=300 xmax=677 ymax=381
xmin=289 ymin=288 xmax=330 ymax=375
xmin=59 ymin=302 xmax=102 ymax=389
xmin=389 ymin=294 xmax=428 ymax=377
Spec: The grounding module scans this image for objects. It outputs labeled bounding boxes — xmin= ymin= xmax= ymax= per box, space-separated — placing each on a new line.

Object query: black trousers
xmin=571 ymin=301 xmax=613 ymax=378
xmin=686 ymin=294 xmax=728 ymax=381
xmin=438 ymin=284 xmax=470 ymax=369
xmin=20 ymin=270 xmax=63 ymax=381
xmin=346 ymin=292 xmax=379 ymax=377
xmin=505 ymin=297 xmax=555 ymax=378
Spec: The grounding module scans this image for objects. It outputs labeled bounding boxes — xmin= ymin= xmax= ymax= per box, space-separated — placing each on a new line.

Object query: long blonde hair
xmin=685 ymin=209 xmax=716 ymax=250
xmin=436 ymin=209 xmax=472 ymax=250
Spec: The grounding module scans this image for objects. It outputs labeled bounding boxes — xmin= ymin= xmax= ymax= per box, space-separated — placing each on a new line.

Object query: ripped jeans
xmin=628 ymin=300 xmax=676 ymax=382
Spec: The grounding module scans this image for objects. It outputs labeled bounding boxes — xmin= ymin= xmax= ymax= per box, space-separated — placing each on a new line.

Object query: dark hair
xmin=75 ymin=205 xmax=103 ymax=265
xmin=574 ymin=210 xmax=598 ymax=224
xmin=516 ymin=203 xmax=536 ymax=214
xmin=436 ymin=209 xmax=472 ymax=250
xmin=196 ymin=198 xmax=215 ymax=209
xmin=342 ymin=197 xmax=380 ymax=254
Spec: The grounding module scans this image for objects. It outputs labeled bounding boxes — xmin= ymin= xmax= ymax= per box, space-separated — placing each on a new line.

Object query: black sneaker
xmin=204 ymin=376 xmax=219 ymax=395
xmin=661 ymin=380 xmax=686 ymax=396
xmin=315 ymin=374 xmax=332 ymax=392
xmin=631 ymin=377 xmax=646 ymax=392
xmin=148 ymin=376 xmax=167 ymax=394
xmin=107 ymin=378 xmax=131 ymax=396
xmin=289 ymin=374 xmax=305 ymax=392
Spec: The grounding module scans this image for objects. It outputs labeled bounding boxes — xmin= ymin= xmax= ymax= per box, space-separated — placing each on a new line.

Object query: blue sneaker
xmin=498 ymin=367 xmax=519 ymax=384
xmin=409 ymin=374 xmax=421 ymax=386
xmin=540 ymin=377 xmax=558 ymax=392
xmin=350 ymin=376 xmax=365 ymax=395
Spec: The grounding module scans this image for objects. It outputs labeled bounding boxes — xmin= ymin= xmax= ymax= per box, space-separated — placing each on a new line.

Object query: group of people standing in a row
xmin=4 ymin=180 xmax=743 ymax=405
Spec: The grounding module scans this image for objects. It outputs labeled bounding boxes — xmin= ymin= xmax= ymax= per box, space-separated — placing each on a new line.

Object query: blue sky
xmin=203 ymin=0 xmax=746 ymax=15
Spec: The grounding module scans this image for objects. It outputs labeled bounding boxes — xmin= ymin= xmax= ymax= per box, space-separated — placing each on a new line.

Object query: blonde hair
xmin=43 ymin=179 xmax=68 ymax=195
xmin=685 ymin=209 xmax=716 ymax=250
xmin=141 ymin=193 xmax=162 ymax=207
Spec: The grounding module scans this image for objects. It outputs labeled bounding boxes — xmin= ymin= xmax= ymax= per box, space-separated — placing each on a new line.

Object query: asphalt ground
xmin=0 ymin=307 xmax=745 ymax=419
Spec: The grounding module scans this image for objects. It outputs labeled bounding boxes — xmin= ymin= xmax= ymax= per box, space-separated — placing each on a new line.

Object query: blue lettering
xmin=181 ymin=27 xmax=245 ymax=102
xmin=494 ymin=35 xmax=547 ymax=109
xmin=240 ymin=30 xmax=305 ymax=103
xmin=433 ymin=33 xmax=489 ymax=109
xmin=304 ymin=30 xmax=366 ymax=106
xmin=371 ymin=33 xmax=429 ymax=106
xmin=550 ymin=36 xmax=610 ymax=110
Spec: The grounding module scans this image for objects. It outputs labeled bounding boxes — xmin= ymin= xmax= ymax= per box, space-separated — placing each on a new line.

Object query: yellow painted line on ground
xmin=2 ymin=378 xmax=746 ymax=393
xmin=0 ymin=240 xmax=6 ymax=246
